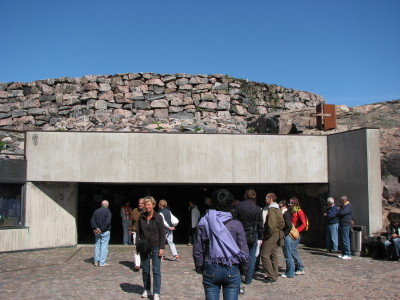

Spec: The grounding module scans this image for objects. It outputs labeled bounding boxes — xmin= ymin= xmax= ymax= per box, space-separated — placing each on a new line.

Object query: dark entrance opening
xmin=77 ymin=182 xmax=329 ymax=247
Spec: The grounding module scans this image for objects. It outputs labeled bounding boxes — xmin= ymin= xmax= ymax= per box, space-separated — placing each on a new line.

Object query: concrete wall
xmin=26 ymin=182 xmax=78 ymax=249
xmin=0 ymin=182 xmax=78 ymax=252
xmin=25 ymin=132 xmax=329 ymax=184
xmin=328 ymin=128 xmax=382 ymax=235
xmin=0 ymin=228 xmax=29 ymax=252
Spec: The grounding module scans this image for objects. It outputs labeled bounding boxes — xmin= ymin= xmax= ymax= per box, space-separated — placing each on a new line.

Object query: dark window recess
xmin=0 ymin=183 xmax=23 ymax=227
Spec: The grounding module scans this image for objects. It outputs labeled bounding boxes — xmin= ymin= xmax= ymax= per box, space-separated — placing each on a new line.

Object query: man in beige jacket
xmin=260 ymin=193 xmax=285 ymax=282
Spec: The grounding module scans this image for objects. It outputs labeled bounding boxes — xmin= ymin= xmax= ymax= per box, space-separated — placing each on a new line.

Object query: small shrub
xmin=247 ymin=127 xmax=256 ymax=133
xmin=0 ymin=141 xmax=6 ymax=151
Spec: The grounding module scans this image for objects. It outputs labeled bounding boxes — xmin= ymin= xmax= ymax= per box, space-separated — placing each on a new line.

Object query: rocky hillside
xmin=249 ymin=99 xmax=400 ymax=227
xmin=0 ymin=73 xmax=323 ymax=134
xmin=0 ymin=72 xmax=398 ymax=229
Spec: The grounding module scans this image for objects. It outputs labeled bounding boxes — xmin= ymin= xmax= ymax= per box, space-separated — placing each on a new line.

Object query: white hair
xmin=327 ymin=197 xmax=335 ymax=204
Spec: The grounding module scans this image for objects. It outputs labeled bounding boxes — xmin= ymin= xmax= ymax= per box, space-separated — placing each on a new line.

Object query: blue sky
xmin=0 ymin=0 xmax=399 ymax=107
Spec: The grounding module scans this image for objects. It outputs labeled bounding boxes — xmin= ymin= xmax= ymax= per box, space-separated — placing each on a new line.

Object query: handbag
xmin=136 ymin=239 xmax=151 ymax=253
xmin=171 ymin=213 xmax=179 ymax=226
xmin=289 ymin=223 xmax=300 ymax=240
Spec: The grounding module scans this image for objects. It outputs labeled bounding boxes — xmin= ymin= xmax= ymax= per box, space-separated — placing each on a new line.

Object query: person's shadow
xmin=119 ymin=260 xmax=135 ymax=270
xmin=84 ymin=257 xmax=95 ymax=265
xmin=120 ymin=283 xmax=143 ymax=295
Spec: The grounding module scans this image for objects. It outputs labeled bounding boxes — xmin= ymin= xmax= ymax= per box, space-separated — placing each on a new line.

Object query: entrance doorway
xmin=77 ymin=183 xmax=329 ymax=246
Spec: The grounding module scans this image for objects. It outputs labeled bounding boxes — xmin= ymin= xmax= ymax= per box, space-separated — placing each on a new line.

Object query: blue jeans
xmin=384 ymin=238 xmax=400 ymax=259
xmin=327 ymin=223 xmax=339 ymax=252
xmin=122 ymin=219 xmax=130 ymax=245
xmin=283 ymin=235 xmax=295 ymax=277
xmin=202 ymin=264 xmax=241 ymax=300
xmin=244 ymin=235 xmax=258 ymax=284
xmin=340 ymin=225 xmax=351 ymax=256
xmin=94 ymin=230 xmax=110 ymax=265
xmin=291 ymin=235 xmax=304 ymax=272
xmin=141 ymin=247 xmax=161 ymax=295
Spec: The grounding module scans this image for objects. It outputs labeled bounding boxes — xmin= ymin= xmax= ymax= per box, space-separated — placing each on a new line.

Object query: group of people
xmin=193 ymin=189 xmax=311 ymax=300
xmin=89 ymin=191 xmax=360 ymax=300
xmin=91 ymin=196 xmax=180 ymax=300
xmin=324 ymin=195 xmax=354 ymax=259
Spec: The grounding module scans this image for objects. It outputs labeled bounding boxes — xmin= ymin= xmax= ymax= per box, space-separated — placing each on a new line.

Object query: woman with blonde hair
xmin=289 ymin=196 xmax=306 ymax=275
xmin=137 ymin=196 xmax=165 ymax=300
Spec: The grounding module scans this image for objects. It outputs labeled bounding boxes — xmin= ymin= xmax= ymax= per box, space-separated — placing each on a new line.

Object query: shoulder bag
xmin=289 ymin=223 xmax=300 ymax=240
xmin=171 ymin=213 xmax=179 ymax=226
xmin=136 ymin=239 xmax=151 ymax=253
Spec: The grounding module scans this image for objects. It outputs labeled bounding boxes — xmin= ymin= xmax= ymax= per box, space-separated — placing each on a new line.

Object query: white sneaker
xmin=341 ymin=255 xmax=352 ymax=260
xmin=141 ymin=290 xmax=152 ymax=298
xmin=337 ymin=254 xmax=344 ymax=258
xmin=154 ymin=294 xmax=160 ymax=300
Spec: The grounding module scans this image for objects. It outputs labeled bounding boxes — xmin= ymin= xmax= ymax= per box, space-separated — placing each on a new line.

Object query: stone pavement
xmin=0 ymin=244 xmax=399 ymax=300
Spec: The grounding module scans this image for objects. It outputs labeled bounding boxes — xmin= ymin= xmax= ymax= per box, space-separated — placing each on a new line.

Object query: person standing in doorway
xmin=91 ymin=200 xmax=112 ymax=267
xmin=158 ymin=199 xmax=179 ymax=261
xmin=260 ymin=193 xmax=285 ymax=283
xmin=137 ymin=196 xmax=165 ymax=300
xmin=324 ymin=197 xmax=339 ymax=253
xmin=187 ymin=200 xmax=200 ymax=246
xmin=289 ymin=197 xmax=307 ymax=275
xmin=131 ymin=198 xmax=145 ymax=271
xmin=235 ymin=189 xmax=263 ymax=286
xmin=121 ymin=200 xmax=132 ymax=245
xmin=279 ymin=200 xmax=295 ymax=278
xmin=337 ymin=195 xmax=353 ymax=260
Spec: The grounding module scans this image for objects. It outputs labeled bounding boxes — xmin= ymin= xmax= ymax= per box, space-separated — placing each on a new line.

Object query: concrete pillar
xmin=328 ymin=128 xmax=382 ymax=235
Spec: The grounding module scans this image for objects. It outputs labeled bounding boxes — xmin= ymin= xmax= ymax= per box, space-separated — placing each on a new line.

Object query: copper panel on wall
xmin=323 ymin=104 xmax=336 ymax=130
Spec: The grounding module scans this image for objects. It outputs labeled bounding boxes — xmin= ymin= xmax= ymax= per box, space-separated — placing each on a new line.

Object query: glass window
xmin=0 ymin=183 xmax=23 ymax=227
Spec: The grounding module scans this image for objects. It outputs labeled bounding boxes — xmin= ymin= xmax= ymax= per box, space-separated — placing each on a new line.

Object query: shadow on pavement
xmin=119 ymin=260 xmax=135 ymax=270
xmin=84 ymin=257 xmax=95 ymax=264
xmin=120 ymin=282 xmax=143 ymax=295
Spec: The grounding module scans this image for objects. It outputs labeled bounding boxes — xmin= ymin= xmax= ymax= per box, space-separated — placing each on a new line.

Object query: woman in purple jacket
xmin=193 ymin=189 xmax=249 ymax=300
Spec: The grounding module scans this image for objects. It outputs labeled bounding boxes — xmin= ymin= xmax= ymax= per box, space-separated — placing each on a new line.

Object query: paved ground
xmin=0 ymin=244 xmax=399 ymax=300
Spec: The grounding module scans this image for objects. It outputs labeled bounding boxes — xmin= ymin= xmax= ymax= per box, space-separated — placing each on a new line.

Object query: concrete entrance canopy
xmin=1 ymin=129 xmax=381 ymax=252
xmin=25 ymin=132 xmax=329 ymax=184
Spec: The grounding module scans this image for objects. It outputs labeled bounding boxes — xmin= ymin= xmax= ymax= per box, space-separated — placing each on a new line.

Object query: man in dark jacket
xmin=91 ymin=200 xmax=112 ymax=267
xmin=337 ymin=196 xmax=353 ymax=260
xmin=324 ymin=197 xmax=339 ymax=253
xmin=236 ymin=189 xmax=263 ymax=285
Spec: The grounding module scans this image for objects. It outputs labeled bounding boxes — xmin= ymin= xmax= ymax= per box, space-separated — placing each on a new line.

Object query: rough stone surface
xmin=1 ymin=72 xmax=398 ymax=228
xmin=247 ymin=99 xmax=400 ymax=225
xmin=0 ymin=245 xmax=398 ymax=300
xmin=0 ymin=73 xmax=323 ymax=134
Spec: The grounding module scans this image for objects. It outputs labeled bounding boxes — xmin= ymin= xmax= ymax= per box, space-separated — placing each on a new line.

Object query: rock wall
xmin=0 ymin=73 xmax=324 ymax=134
xmin=249 ymin=100 xmax=400 ymax=229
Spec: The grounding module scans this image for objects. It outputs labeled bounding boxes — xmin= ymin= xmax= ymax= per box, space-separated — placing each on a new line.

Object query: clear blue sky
xmin=1 ymin=0 xmax=399 ymax=107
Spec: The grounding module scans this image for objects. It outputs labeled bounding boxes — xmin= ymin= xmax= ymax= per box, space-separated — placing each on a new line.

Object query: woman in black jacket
xmin=279 ymin=200 xmax=295 ymax=278
xmin=137 ymin=196 xmax=165 ymax=300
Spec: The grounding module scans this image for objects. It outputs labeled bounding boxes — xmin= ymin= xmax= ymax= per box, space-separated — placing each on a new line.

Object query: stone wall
xmin=0 ymin=73 xmax=324 ymax=134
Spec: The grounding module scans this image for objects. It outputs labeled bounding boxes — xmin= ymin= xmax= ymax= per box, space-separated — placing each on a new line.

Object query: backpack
xmin=299 ymin=209 xmax=309 ymax=231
